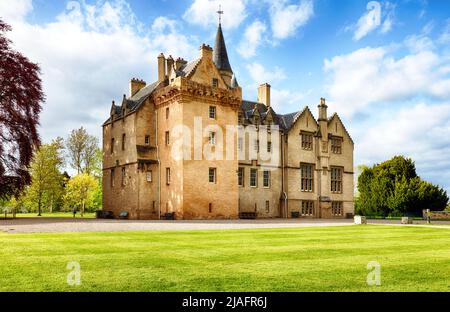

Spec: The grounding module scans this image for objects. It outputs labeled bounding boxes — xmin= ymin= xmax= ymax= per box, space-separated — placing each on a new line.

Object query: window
xmin=122 ymin=133 xmax=126 ymax=151
xmin=263 ymin=170 xmax=270 ymax=188
xmin=238 ymin=138 xmax=243 ymax=151
xmin=301 ymin=163 xmax=314 ymax=192
xmin=331 ymin=167 xmax=343 ymax=193
xmin=146 ymin=170 xmax=152 ymax=182
xmin=238 ymin=167 xmax=244 ymax=186
xmin=121 ymin=167 xmax=126 ymax=187
xmin=266 ymin=200 xmax=270 ymax=213
xmin=209 ymin=203 xmax=212 ymax=213
xmin=250 ymin=168 xmax=258 ymax=187
xmin=212 ymin=78 xmax=218 ymax=88
xmin=209 ymin=132 xmax=216 ymax=145
xmin=110 ymin=169 xmax=115 ymax=187
xmin=165 ymin=131 xmax=170 ymax=145
xmin=111 ymin=138 xmax=115 ymax=154
xmin=267 ymin=123 xmax=271 ymax=133
xmin=145 ymin=135 xmax=150 ymax=145
xmin=267 ymin=141 xmax=272 ymax=153
xmin=209 ymin=106 xmax=216 ymax=119
xmin=166 ymin=168 xmax=171 ymax=185
xmin=301 ymin=132 xmax=313 ymax=150
xmin=209 ymin=168 xmax=216 ymax=183
xmin=238 ymin=114 xmax=243 ymax=124
xmin=331 ymin=137 xmax=342 ymax=154
xmin=301 ymin=201 xmax=314 ymax=216
xmin=254 ymin=139 xmax=259 ymax=152
xmin=332 ymin=201 xmax=343 ymax=216
xmin=166 ymin=107 xmax=169 ymax=119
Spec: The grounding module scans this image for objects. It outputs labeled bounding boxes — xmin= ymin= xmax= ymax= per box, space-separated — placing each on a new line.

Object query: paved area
xmin=0 ymin=218 xmax=449 ymax=233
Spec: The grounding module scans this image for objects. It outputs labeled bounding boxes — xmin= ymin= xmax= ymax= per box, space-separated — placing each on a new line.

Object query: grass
xmin=0 ymin=225 xmax=449 ymax=292
xmin=2 ymin=212 xmax=95 ymax=219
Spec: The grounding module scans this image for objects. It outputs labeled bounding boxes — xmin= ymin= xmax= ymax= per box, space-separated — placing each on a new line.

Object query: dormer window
xmin=212 ymin=78 xmax=219 ymax=88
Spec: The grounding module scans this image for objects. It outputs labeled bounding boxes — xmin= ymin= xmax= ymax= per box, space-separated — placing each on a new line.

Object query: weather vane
xmin=217 ymin=5 xmax=224 ymax=24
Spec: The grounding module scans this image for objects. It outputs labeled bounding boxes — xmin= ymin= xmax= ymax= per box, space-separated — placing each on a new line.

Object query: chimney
xmin=318 ymin=97 xmax=328 ymax=143
xmin=157 ymin=53 xmax=166 ymax=82
xmin=175 ymin=57 xmax=187 ymax=71
xmin=199 ymin=43 xmax=213 ymax=60
xmin=166 ymin=55 xmax=174 ymax=79
xmin=318 ymin=97 xmax=328 ymax=121
xmin=129 ymin=78 xmax=146 ymax=97
xmin=257 ymin=83 xmax=271 ymax=107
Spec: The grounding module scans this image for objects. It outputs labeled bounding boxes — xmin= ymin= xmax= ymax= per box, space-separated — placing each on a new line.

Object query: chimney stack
xmin=166 ymin=55 xmax=174 ymax=79
xmin=257 ymin=83 xmax=271 ymax=107
xmin=199 ymin=43 xmax=213 ymax=60
xmin=129 ymin=78 xmax=146 ymax=97
xmin=175 ymin=57 xmax=187 ymax=71
xmin=157 ymin=53 xmax=166 ymax=82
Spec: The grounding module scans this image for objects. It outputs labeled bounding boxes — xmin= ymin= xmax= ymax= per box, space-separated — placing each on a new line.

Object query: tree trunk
xmin=81 ymin=200 xmax=85 ymax=217
xmin=38 ymin=194 xmax=42 ymax=216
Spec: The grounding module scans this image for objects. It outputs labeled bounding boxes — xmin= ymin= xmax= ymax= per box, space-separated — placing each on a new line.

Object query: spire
xmin=213 ymin=19 xmax=232 ymax=73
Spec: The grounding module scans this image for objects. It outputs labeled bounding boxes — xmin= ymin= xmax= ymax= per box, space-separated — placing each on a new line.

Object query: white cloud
xmin=237 ymin=20 xmax=266 ymax=58
xmin=352 ymin=1 xmax=395 ymax=41
xmin=245 ymin=62 xmax=308 ymax=112
xmin=2 ymin=0 xmax=197 ymax=145
xmin=355 ymin=102 xmax=450 ymax=190
xmin=269 ymin=0 xmax=314 ymax=40
xmin=246 ymin=62 xmax=286 ymax=84
xmin=183 ymin=0 xmax=247 ymax=30
xmin=439 ymin=18 xmax=450 ymax=45
xmin=323 ymin=43 xmax=450 ymax=117
xmin=0 ymin=0 xmax=32 ymax=23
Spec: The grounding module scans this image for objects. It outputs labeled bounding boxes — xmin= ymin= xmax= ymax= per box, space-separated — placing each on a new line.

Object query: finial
xmin=217 ymin=5 xmax=224 ymax=25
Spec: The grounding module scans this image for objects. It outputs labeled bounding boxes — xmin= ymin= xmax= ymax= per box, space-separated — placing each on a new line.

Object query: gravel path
xmin=1 ymin=218 xmax=449 ymax=234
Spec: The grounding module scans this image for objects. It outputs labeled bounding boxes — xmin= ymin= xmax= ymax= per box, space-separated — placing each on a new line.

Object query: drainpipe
xmin=156 ymin=105 xmax=161 ymax=220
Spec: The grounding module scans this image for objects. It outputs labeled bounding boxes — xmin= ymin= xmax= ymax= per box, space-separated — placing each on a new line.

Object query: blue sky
xmin=1 ymin=0 xmax=450 ymax=191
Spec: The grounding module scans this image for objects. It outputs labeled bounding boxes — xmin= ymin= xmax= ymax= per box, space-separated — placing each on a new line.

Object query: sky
xmin=1 ymin=0 xmax=450 ymax=191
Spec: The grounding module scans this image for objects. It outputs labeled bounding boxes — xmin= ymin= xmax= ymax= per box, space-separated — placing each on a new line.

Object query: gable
xmin=188 ymin=57 xmax=228 ymax=89
xmin=286 ymin=106 xmax=318 ymax=134
xmin=328 ymin=113 xmax=354 ymax=145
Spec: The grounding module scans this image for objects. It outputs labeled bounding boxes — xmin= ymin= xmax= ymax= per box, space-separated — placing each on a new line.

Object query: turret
xmin=213 ymin=23 xmax=233 ymax=86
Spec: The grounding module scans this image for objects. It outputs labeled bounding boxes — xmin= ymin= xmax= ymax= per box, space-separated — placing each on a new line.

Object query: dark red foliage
xmin=0 ymin=19 xmax=44 ymax=198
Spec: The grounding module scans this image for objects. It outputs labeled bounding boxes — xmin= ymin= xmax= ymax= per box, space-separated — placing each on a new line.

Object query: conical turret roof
xmin=213 ymin=23 xmax=233 ymax=73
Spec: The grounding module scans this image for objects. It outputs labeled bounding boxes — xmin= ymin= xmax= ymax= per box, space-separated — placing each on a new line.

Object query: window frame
xmin=208 ymin=167 xmax=217 ymax=184
xmin=209 ymin=131 xmax=216 ymax=145
xmin=263 ymin=170 xmax=270 ymax=188
xmin=301 ymin=201 xmax=314 ymax=216
xmin=165 ymin=131 xmax=170 ymax=146
xmin=250 ymin=168 xmax=258 ymax=187
xmin=212 ymin=78 xmax=219 ymax=88
xmin=332 ymin=201 xmax=343 ymax=216
xmin=209 ymin=106 xmax=216 ymax=119
xmin=300 ymin=163 xmax=314 ymax=192
xmin=122 ymin=133 xmax=126 ymax=151
xmin=301 ymin=132 xmax=313 ymax=150
xmin=331 ymin=136 xmax=343 ymax=154
xmin=331 ymin=166 xmax=343 ymax=193
xmin=238 ymin=167 xmax=244 ymax=186
xmin=121 ymin=167 xmax=126 ymax=187
xmin=166 ymin=167 xmax=171 ymax=185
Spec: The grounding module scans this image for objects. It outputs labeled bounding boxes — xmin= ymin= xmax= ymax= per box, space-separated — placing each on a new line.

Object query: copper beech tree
xmin=0 ymin=19 xmax=44 ymax=198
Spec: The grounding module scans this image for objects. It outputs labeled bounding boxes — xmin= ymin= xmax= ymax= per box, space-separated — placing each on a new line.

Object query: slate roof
xmin=213 ymin=23 xmax=232 ymax=73
xmin=104 ymin=80 xmax=161 ymax=125
xmin=175 ymin=58 xmax=201 ymax=78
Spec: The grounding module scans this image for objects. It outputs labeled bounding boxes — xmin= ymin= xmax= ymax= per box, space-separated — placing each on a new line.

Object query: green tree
xmin=356 ymin=156 xmax=448 ymax=216
xmin=27 ymin=139 xmax=65 ymax=216
xmin=64 ymin=173 xmax=99 ymax=216
xmin=65 ymin=127 xmax=99 ymax=175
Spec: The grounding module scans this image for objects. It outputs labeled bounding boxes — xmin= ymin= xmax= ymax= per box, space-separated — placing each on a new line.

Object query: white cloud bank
xmin=183 ymin=0 xmax=247 ymax=30
xmin=269 ymin=0 xmax=314 ymax=40
xmin=0 ymin=0 xmax=197 ymax=144
xmin=237 ymin=20 xmax=267 ymax=58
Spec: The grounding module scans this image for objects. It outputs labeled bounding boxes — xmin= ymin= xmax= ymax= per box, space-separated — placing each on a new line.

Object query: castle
xmin=102 ymin=22 xmax=354 ymax=220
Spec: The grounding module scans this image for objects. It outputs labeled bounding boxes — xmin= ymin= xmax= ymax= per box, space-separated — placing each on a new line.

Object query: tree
xmin=0 ymin=19 xmax=44 ymax=198
xmin=64 ymin=174 xmax=99 ymax=217
xmin=65 ymin=127 xmax=99 ymax=174
xmin=356 ymin=156 xmax=449 ymax=216
xmin=27 ymin=139 xmax=65 ymax=216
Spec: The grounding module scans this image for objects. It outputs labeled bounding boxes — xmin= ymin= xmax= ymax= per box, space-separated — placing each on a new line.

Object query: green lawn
xmin=0 ymin=225 xmax=449 ymax=292
xmin=3 ymin=212 xmax=95 ymax=219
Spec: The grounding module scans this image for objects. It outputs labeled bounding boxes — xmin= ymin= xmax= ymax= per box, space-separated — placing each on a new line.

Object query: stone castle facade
xmin=102 ymin=23 xmax=354 ymax=220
